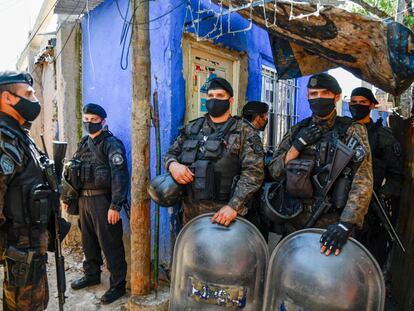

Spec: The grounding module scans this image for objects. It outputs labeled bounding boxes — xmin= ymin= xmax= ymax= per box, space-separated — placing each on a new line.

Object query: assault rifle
xmin=371 ymin=191 xmax=406 ymax=253
xmin=41 ymin=136 xmax=69 ymax=311
xmin=305 ymin=140 xmax=355 ymax=227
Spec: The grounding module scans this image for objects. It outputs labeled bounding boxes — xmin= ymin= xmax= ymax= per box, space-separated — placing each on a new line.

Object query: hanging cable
xmin=21 ymin=0 xmax=59 ymax=55
xmin=118 ymin=0 xmax=133 ymax=70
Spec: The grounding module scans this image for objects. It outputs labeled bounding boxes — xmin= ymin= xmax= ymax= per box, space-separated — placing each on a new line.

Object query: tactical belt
xmin=80 ymin=189 xmax=109 ymax=197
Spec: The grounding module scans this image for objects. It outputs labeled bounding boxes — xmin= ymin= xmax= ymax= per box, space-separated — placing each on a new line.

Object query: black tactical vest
xmin=74 ymin=131 xmax=112 ymax=190
xmin=296 ymin=117 xmax=352 ymax=172
xmin=290 ymin=116 xmax=356 ymax=209
xmin=179 ymin=116 xmax=242 ymax=202
xmin=1 ymin=120 xmax=52 ymax=248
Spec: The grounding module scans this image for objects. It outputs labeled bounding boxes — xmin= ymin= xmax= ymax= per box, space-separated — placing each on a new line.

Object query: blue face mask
xmin=83 ymin=121 xmax=103 ymax=134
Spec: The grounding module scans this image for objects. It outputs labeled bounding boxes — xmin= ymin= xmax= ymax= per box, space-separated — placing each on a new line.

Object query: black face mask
xmin=309 ymin=98 xmax=336 ymax=117
xmin=83 ymin=121 xmax=103 ymax=134
xmin=206 ymin=99 xmax=230 ymax=117
xmin=10 ymin=93 xmax=41 ymax=121
xmin=349 ymin=104 xmax=370 ymax=120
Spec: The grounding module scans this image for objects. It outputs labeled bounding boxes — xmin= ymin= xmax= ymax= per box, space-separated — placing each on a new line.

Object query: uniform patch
xmin=310 ymin=77 xmax=317 ymax=87
xmin=0 ymin=153 xmax=15 ymax=175
xmin=354 ymin=145 xmax=366 ymax=162
xmin=392 ymin=142 xmax=402 ymax=157
xmin=247 ymin=135 xmax=264 ymax=155
xmin=111 ymin=153 xmax=124 ymax=165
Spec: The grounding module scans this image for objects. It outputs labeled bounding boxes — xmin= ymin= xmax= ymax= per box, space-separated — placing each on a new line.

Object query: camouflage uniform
xmin=0 ymin=113 xmax=50 ymax=311
xmin=164 ymin=115 xmax=264 ymax=223
xmin=268 ymin=111 xmax=373 ymax=230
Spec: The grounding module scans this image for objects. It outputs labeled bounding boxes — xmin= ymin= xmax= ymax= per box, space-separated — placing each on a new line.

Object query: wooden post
xmin=396 ymin=0 xmax=406 ymax=23
xmin=130 ymin=0 xmax=151 ymax=296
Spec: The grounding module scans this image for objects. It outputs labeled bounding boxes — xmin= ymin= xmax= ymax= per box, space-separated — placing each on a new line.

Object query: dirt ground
xmin=0 ymin=233 xmax=400 ymax=310
xmin=0 ymin=247 xmax=130 ymax=311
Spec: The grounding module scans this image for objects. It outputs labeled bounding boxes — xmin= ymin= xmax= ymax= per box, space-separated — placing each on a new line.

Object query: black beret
xmin=242 ymin=101 xmax=269 ymax=115
xmin=83 ymin=103 xmax=107 ymax=118
xmin=0 ymin=71 xmax=33 ymax=86
xmin=351 ymin=87 xmax=379 ymax=105
xmin=207 ymin=77 xmax=234 ymax=97
xmin=307 ymin=73 xmax=342 ymax=95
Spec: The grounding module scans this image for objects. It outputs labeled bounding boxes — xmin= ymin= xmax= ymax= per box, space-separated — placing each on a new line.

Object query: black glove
xmin=292 ymin=124 xmax=322 ymax=152
xmin=320 ymin=221 xmax=354 ymax=253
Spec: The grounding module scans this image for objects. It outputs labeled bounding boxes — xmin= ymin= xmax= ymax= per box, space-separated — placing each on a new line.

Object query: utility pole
xmin=130 ymin=0 xmax=151 ymax=296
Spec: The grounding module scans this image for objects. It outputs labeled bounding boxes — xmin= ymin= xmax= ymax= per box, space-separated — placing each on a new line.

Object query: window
xmin=261 ymin=66 xmax=298 ymax=149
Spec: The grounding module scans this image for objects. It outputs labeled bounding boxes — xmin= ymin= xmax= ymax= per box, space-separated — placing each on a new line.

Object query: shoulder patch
xmin=111 ymin=153 xmax=124 ymax=165
xmin=247 ymin=135 xmax=264 ymax=155
xmin=346 ymin=133 xmax=366 ymax=162
xmin=0 ymin=153 xmax=15 ymax=175
xmin=354 ymin=145 xmax=366 ymax=162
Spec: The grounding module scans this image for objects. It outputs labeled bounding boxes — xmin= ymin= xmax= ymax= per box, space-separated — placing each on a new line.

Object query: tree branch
xmin=349 ymin=0 xmax=392 ymax=19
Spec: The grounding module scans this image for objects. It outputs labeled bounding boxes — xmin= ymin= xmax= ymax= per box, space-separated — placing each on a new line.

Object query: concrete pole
xmin=130 ymin=0 xmax=151 ymax=296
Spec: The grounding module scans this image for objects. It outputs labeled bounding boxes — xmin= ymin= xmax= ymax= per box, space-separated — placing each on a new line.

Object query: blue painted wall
xmin=82 ymin=0 xmax=311 ymax=264
xmin=81 ymin=0 xmax=132 ymax=234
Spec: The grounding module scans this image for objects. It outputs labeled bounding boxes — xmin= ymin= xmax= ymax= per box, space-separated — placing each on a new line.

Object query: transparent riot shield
xmin=169 ymin=213 xmax=268 ymax=310
xmin=263 ymin=228 xmax=385 ymax=311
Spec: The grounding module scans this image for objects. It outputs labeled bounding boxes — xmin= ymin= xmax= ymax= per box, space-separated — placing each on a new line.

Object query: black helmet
xmin=148 ymin=173 xmax=184 ymax=207
xmin=260 ymin=180 xmax=303 ymax=224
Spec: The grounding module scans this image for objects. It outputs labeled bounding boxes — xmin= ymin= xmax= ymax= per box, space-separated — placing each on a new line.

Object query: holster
xmin=64 ymin=159 xmax=83 ymax=190
xmin=331 ymin=167 xmax=352 ymax=209
xmin=4 ymin=246 xmax=45 ymax=287
xmin=286 ymin=159 xmax=315 ymax=199
xmin=188 ymin=160 xmax=216 ymax=201
xmin=61 ymin=178 xmax=80 ymax=215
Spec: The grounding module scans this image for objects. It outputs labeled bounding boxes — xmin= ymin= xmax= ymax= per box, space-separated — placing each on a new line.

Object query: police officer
xmin=0 ymin=71 xmax=50 ymax=310
xmin=61 ymin=103 xmax=128 ymax=304
xmin=241 ymin=101 xmax=271 ymax=239
xmin=349 ymin=87 xmax=403 ymax=268
xmin=268 ymin=73 xmax=373 ymax=256
xmin=242 ymin=101 xmax=269 ymax=131
xmin=164 ymin=77 xmax=264 ymax=226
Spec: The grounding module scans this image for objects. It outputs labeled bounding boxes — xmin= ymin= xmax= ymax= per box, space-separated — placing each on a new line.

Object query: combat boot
xmin=71 ymin=274 xmax=101 ymax=290
xmin=100 ymin=284 xmax=126 ymax=304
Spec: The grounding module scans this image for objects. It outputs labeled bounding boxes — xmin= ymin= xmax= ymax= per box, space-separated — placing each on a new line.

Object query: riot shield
xmin=263 ymin=228 xmax=385 ymax=311
xmin=169 ymin=213 xmax=268 ymax=310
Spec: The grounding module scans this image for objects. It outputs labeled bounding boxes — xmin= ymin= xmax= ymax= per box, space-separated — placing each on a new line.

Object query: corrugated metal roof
xmin=54 ymin=0 xmax=105 ymax=15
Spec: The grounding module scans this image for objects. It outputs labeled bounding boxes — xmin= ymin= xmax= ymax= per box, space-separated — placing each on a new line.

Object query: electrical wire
xmin=54 ymin=0 xmax=82 ymax=35
xmin=86 ymin=0 xmax=96 ymax=81
xmin=30 ymin=4 xmax=86 ymax=77
xmin=20 ymin=0 xmax=59 ymax=55
xmin=117 ymin=0 xmax=186 ymax=70
xmin=119 ymin=0 xmax=133 ymax=70
xmin=114 ymin=0 xmax=186 ymax=25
